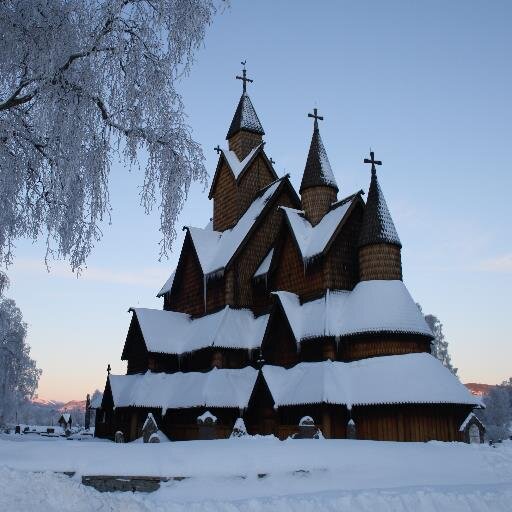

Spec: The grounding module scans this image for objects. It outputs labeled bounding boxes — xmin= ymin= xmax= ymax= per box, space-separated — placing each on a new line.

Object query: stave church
xmin=95 ymin=66 xmax=481 ymax=443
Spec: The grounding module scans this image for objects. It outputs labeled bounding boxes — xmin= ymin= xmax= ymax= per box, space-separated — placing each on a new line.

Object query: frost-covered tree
xmin=477 ymin=384 xmax=512 ymax=441
xmin=0 ymin=0 xmax=219 ymax=271
xmin=424 ymin=314 xmax=457 ymax=375
xmin=417 ymin=305 xmax=458 ymax=375
xmin=0 ymin=296 xmax=41 ymax=426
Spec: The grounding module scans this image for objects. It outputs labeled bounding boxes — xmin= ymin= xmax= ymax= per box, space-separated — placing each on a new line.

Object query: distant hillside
xmin=31 ymin=397 xmax=87 ymax=413
xmin=465 ymin=383 xmax=494 ymax=397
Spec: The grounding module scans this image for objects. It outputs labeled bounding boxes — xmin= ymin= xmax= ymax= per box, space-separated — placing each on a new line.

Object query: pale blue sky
xmin=7 ymin=0 xmax=512 ymax=400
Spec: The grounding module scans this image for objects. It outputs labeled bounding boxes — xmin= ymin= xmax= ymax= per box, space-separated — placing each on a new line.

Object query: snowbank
xmin=1 ymin=438 xmax=512 ymax=511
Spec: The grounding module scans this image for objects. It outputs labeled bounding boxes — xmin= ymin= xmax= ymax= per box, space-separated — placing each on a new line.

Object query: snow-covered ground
xmin=1 ymin=436 xmax=512 ymax=511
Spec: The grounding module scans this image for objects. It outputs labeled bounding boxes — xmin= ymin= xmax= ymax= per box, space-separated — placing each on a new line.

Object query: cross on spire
xmin=214 ymin=145 xmax=221 ymax=155
xmin=364 ymin=149 xmax=382 ymax=175
xmin=107 ymin=363 xmax=111 ymax=376
xmin=236 ymin=60 xmax=253 ymax=93
xmin=308 ymin=108 xmax=323 ymax=129
xmin=269 ymin=157 xmax=275 ymax=165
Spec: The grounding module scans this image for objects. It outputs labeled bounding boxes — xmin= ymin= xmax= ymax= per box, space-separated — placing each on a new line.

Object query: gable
xmin=121 ymin=314 xmax=149 ymax=361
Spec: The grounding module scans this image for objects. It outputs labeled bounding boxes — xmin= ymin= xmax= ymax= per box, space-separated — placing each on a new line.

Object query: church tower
xmin=300 ymin=109 xmax=339 ymax=225
xmin=358 ymin=151 xmax=402 ymax=281
xmin=226 ymin=63 xmax=264 ymax=160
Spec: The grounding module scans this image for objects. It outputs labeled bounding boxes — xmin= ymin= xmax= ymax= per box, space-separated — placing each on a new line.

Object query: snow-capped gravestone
xmin=197 ymin=411 xmax=217 ymax=440
xmin=148 ymin=432 xmax=160 ymax=443
xmin=114 ymin=431 xmax=124 ymax=443
xmin=293 ymin=416 xmax=322 ymax=439
xmin=142 ymin=413 xmax=158 ymax=443
xmin=459 ymin=413 xmax=485 ymax=444
xmin=230 ymin=417 xmax=248 ymax=438
xmin=347 ymin=419 xmax=357 ymax=439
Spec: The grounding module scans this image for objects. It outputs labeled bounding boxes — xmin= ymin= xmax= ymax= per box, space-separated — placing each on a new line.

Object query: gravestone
xmin=347 ymin=419 xmax=357 ymax=439
xmin=293 ymin=416 xmax=322 ymax=439
xmin=115 ymin=431 xmax=125 ymax=443
xmin=148 ymin=433 xmax=161 ymax=443
xmin=142 ymin=413 xmax=158 ymax=443
xmin=15 ymin=425 xmax=21 ymax=434
xmin=230 ymin=417 xmax=248 ymax=438
xmin=197 ymin=411 xmax=217 ymax=440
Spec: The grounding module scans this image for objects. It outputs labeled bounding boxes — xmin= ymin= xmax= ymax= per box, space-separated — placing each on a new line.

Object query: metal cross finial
xmin=364 ymin=149 xmax=382 ymax=175
xmin=269 ymin=157 xmax=275 ymax=165
xmin=107 ymin=363 xmax=111 ymax=376
xmin=236 ymin=60 xmax=253 ymax=93
xmin=308 ymin=108 xmax=323 ymax=129
xmin=214 ymin=145 xmax=221 ymax=155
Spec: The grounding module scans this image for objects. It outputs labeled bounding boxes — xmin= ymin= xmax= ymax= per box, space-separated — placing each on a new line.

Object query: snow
xmin=280 ymin=197 xmax=354 ymax=261
xmin=299 ymin=416 xmax=314 ymax=426
xmin=157 ymin=270 xmax=176 ymax=297
xmin=131 ymin=307 xmax=268 ymax=355
xmin=221 ymin=144 xmax=263 ymax=180
xmin=254 ymin=248 xmax=274 ymax=278
xmin=274 ymin=280 xmax=433 ymax=342
xmin=60 ymin=413 xmax=71 ymax=423
xmin=262 ymin=353 xmax=481 ymax=409
xmin=108 ymin=367 xmax=258 ymax=410
xmin=186 ymin=179 xmax=283 ymax=276
xmin=197 ymin=411 xmax=217 ymax=423
xmin=314 ymin=129 xmax=337 ymax=187
xmin=1 ymin=438 xmax=512 ymax=511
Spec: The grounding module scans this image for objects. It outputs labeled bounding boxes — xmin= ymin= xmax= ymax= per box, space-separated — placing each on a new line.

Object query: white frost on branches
xmin=0 ymin=296 xmax=41 ymax=426
xmin=0 ymin=0 xmax=218 ymax=271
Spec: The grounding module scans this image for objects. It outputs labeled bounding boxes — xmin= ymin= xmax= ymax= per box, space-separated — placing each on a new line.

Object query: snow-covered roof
xmin=280 ymin=194 xmax=359 ymax=262
xmin=197 ymin=411 xmax=217 ymax=423
xmin=109 ymin=367 xmax=258 ymax=410
xmin=274 ymin=280 xmax=433 ymax=341
xmin=157 ymin=270 xmax=176 ymax=297
xmin=130 ymin=306 xmax=268 ymax=355
xmin=188 ymin=178 xmax=284 ymax=276
xmin=60 ymin=413 xmax=71 ymax=423
xmin=459 ymin=412 xmax=484 ymax=432
xmin=254 ymin=248 xmax=274 ymax=278
xmin=222 ymin=144 xmax=262 ymax=180
xmin=262 ymin=353 xmax=481 ymax=408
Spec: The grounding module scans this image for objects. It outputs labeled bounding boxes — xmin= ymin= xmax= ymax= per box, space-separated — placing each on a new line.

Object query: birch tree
xmin=0 ymin=0 xmax=218 ymax=271
xmin=0 ymin=297 xmax=41 ymax=426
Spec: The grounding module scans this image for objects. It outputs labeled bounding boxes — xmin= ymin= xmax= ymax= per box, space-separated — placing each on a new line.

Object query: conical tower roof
xmin=226 ymin=92 xmax=265 ymax=140
xmin=300 ymin=119 xmax=338 ymax=193
xmin=358 ymin=169 xmax=401 ymax=248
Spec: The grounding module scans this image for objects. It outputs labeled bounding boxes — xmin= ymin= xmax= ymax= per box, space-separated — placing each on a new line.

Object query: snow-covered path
xmin=1 ymin=437 xmax=512 ymax=511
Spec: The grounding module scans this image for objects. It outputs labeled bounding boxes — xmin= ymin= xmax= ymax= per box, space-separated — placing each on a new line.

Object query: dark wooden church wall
xmin=234 ymin=188 xmax=297 ymax=308
xmin=237 ymin=155 xmax=276 ymax=217
xmin=324 ymin=204 xmax=363 ymax=291
xmin=123 ymin=316 xmax=149 ymax=374
xmin=353 ymin=404 xmax=472 ymax=442
xmin=261 ymin=305 xmax=298 ymax=367
xmin=340 ymin=333 xmax=431 ymax=361
xmin=166 ymin=235 xmax=206 ymax=316
xmin=271 ymin=229 xmax=324 ymax=299
xmin=212 ymin=162 xmax=238 ymax=232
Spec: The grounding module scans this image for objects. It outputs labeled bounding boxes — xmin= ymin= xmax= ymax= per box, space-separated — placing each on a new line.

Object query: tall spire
xmin=299 ymin=108 xmax=338 ymax=193
xmin=358 ymin=151 xmax=401 ymax=248
xmin=226 ymin=62 xmax=264 ymax=140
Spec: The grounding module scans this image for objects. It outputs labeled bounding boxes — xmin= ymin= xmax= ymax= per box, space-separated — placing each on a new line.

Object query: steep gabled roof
xmin=128 ymin=306 xmax=268 ymax=355
xmin=184 ymin=176 xmax=298 ymax=278
xmin=272 ymin=280 xmax=433 ymax=342
xmin=280 ymin=191 xmax=363 ymax=263
xmin=300 ymin=122 xmax=338 ymax=192
xmin=157 ymin=270 xmax=176 ymax=297
xmin=359 ymin=170 xmax=401 ymax=248
xmin=208 ymin=143 xmax=278 ymax=199
xmin=109 ymin=367 xmax=258 ymax=411
xmin=226 ymin=92 xmax=265 ymax=139
xmin=262 ymin=354 xmax=481 ymax=408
